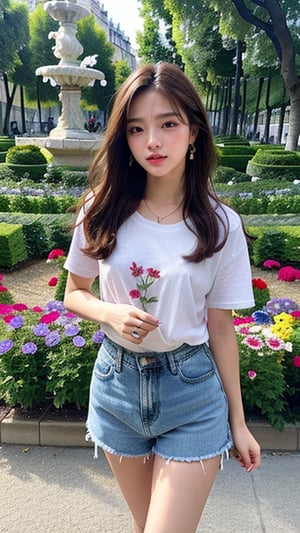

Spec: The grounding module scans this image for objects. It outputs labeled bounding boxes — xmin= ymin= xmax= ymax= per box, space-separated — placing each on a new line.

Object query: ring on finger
xmin=131 ymin=330 xmax=140 ymax=339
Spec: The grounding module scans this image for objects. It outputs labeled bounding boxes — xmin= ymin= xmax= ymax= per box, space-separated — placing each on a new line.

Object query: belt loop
xmin=166 ymin=352 xmax=177 ymax=374
xmin=115 ymin=346 xmax=123 ymax=373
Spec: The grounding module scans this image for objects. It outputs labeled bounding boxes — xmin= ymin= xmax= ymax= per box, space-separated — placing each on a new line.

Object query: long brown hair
xmin=82 ymin=62 xmax=229 ymax=262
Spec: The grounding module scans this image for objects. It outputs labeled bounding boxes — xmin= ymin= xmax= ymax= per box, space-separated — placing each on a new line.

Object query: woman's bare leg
xmin=105 ymin=451 xmax=154 ymax=532
xmin=144 ymin=454 xmax=221 ymax=533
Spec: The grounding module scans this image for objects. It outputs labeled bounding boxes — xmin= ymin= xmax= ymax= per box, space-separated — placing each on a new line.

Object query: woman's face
xmin=126 ymin=89 xmax=196 ymax=182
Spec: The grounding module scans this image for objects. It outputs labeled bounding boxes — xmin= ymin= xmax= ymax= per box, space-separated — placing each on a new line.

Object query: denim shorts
xmin=86 ymin=337 xmax=233 ymax=462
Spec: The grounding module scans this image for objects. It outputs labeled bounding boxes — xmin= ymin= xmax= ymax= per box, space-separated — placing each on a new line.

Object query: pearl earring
xmin=189 ymin=144 xmax=196 ymax=160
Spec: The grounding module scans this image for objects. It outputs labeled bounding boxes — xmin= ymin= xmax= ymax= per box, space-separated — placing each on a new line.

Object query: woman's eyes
xmin=128 ymin=121 xmax=178 ymax=134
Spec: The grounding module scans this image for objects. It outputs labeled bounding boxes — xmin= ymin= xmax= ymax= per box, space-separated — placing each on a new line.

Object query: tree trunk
xmin=263 ymin=77 xmax=272 ymax=143
xmin=253 ymin=77 xmax=264 ymax=140
xmin=239 ymin=77 xmax=247 ymax=136
xmin=2 ymin=72 xmax=17 ymax=136
xmin=230 ymin=40 xmax=243 ymax=136
xmin=277 ymin=100 xmax=286 ymax=145
xmin=285 ymin=83 xmax=300 ymax=151
xmin=20 ymin=86 xmax=26 ymax=134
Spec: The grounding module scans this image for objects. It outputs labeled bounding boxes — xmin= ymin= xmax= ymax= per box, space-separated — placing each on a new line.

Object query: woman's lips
xmin=147 ymin=155 xmax=167 ymax=164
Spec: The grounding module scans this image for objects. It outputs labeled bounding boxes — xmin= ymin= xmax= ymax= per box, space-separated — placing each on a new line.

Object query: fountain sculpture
xmin=18 ymin=0 xmax=106 ymax=167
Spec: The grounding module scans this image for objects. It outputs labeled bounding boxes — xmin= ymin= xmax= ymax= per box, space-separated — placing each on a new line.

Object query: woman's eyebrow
xmin=127 ymin=112 xmax=180 ymax=124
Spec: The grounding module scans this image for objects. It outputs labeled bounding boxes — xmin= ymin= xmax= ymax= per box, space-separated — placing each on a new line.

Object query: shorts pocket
xmin=93 ymin=345 xmax=115 ymax=381
xmin=176 ymin=346 xmax=215 ymax=384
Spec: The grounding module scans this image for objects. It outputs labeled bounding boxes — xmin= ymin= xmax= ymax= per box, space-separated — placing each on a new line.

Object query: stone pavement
xmin=0 ymin=445 xmax=299 ymax=533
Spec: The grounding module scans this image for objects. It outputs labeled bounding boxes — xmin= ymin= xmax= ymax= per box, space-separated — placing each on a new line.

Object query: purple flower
xmin=45 ymin=331 xmax=61 ymax=347
xmin=73 ymin=335 xmax=85 ymax=347
xmin=46 ymin=300 xmax=65 ymax=312
xmin=22 ymin=342 xmax=38 ymax=354
xmin=92 ymin=330 xmax=105 ymax=344
xmin=33 ymin=323 xmax=50 ymax=337
xmin=9 ymin=316 xmax=24 ymax=329
xmin=64 ymin=324 xmax=80 ymax=337
xmin=0 ymin=339 xmax=14 ymax=354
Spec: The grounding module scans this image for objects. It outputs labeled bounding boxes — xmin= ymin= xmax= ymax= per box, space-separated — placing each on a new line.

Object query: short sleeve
xmin=64 ymin=207 xmax=99 ymax=279
xmin=206 ymin=217 xmax=254 ymax=310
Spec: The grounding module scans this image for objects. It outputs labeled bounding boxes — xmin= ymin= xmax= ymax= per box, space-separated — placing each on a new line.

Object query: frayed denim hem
xmin=86 ymin=427 xmax=232 ymax=471
xmin=85 ymin=429 xmax=152 ymax=461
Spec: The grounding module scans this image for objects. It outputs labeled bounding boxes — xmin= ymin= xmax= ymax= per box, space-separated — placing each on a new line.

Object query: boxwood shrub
xmin=247 ymin=149 xmax=300 ymax=180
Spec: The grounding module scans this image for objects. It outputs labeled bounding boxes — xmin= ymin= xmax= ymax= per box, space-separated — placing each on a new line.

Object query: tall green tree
xmin=230 ymin=0 xmax=300 ymax=150
xmin=136 ymin=0 xmax=175 ymax=63
xmin=77 ymin=14 xmax=115 ymax=115
xmin=114 ymin=60 xmax=132 ymax=90
xmin=0 ymin=0 xmax=30 ymax=134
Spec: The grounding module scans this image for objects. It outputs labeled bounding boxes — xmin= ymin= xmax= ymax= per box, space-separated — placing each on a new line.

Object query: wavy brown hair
xmin=81 ymin=62 xmax=229 ymax=262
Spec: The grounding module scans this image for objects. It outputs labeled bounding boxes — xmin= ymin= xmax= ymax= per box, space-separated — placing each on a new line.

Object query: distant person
xmin=64 ymin=62 xmax=261 ymax=532
xmin=88 ymin=115 xmax=95 ymax=132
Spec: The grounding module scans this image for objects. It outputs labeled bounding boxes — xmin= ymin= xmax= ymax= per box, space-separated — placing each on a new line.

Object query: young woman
xmin=64 ymin=62 xmax=261 ymax=533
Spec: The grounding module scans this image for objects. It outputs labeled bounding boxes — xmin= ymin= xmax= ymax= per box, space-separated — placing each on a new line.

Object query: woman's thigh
xmin=145 ymin=454 xmax=221 ymax=533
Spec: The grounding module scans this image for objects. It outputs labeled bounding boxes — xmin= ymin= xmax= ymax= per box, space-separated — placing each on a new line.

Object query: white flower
xmin=284 ymin=342 xmax=293 ymax=352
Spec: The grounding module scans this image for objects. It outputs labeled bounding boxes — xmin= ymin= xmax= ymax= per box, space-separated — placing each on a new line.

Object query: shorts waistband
xmin=103 ymin=336 xmax=208 ymax=374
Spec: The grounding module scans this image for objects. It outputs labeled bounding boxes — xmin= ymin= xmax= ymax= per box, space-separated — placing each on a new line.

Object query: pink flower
xmin=293 ymin=356 xmax=300 ymax=368
xmin=146 ymin=268 xmax=160 ymax=279
xmin=277 ymin=266 xmax=299 ymax=282
xmin=12 ymin=303 xmax=28 ymax=311
xmin=39 ymin=310 xmax=60 ymax=324
xmin=32 ymin=306 xmax=44 ymax=313
xmin=291 ymin=311 xmax=300 ymax=319
xmin=0 ymin=286 xmax=8 ymax=292
xmin=130 ymin=261 xmax=144 ymax=277
xmin=47 ymin=248 xmax=65 ymax=260
xmin=263 ymin=259 xmax=281 ymax=269
xmin=266 ymin=337 xmax=283 ymax=351
xmin=243 ymin=335 xmax=264 ymax=350
xmin=48 ymin=276 xmax=58 ymax=287
xmin=129 ymin=289 xmax=141 ymax=299
xmin=233 ymin=317 xmax=253 ymax=325
xmin=248 ymin=370 xmax=257 ymax=380
xmin=0 ymin=304 xmax=12 ymax=314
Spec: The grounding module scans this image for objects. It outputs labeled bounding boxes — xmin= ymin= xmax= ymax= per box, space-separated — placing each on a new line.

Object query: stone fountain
xmin=17 ymin=0 xmax=106 ymax=168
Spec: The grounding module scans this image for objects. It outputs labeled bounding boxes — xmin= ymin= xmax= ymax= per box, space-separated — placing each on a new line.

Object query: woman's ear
xmin=190 ymin=127 xmax=199 ymax=143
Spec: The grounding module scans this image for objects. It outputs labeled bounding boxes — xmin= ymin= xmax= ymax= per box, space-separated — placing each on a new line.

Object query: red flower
xmin=291 ymin=311 xmax=300 ymax=319
xmin=129 ymin=289 xmax=141 ymax=299
xmin=39 ymin=310 xmax=60 ymax=324
xmin=47 ymin=248 xmax=65 ymax=260
xmin=32 ymin=306 xmax=43 ymax=313
xmin=12 ymin=303 xmax=28 ymax=311
xmin=0 ymin=286 xmax=8 ymax=292
xmin=48 ymin=276 xmax=58 ymax=287
xmin=293 ymin=356 xmax=300 ymax=368
xmin=130 ymin=261 xmax=144 ymax=277
xmin=252 ymin=278 xmax=267 ymax=290
xmin=3 ymin=314 xmax=14 ymax=323
xmin=147 ymin=268 xmax=160 ymax=279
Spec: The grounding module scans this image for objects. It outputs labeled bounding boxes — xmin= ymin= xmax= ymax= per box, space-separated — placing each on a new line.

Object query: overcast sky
xmin=102 ymin=0 xmax=143 ymax=49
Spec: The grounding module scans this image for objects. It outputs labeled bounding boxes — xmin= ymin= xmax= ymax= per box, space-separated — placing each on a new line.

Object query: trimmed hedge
xmin=246 ymin=225 xmax=300 ymax=266
xmin=0 ymin=194 xmax=76 ymax=214
xmin=216 ymin=145 xmax=257 ymax=172
xmin=0 ymin=223 xmax=28 ymax=268
xmin=0 ymin=213 xmax=74 ymax=266
xmin=246 ymin=149 xmax=300 ymax=180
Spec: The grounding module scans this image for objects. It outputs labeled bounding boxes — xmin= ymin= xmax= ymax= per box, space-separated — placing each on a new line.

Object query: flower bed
xmin=0 ymin=260 xmax=299 ymax=431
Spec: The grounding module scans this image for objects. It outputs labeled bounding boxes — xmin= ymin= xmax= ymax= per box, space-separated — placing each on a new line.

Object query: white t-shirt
xmin=64 ymin=204 xmax=254 ymax=353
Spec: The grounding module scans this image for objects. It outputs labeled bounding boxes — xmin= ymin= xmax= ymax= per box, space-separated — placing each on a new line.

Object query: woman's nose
xmin=147 ymin=130 xmax=162 ymax=150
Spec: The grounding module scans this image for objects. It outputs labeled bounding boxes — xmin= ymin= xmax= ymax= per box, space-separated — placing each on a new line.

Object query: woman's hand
xmin=230 ymin=424 xmax=261 ymax=472
xmin=105 ymin=303 xmax=160 ymax=344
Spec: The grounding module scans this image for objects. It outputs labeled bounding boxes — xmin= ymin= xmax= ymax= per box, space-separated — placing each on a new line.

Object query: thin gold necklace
xmin=143 ymin=199 xmax=182 ymax=223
